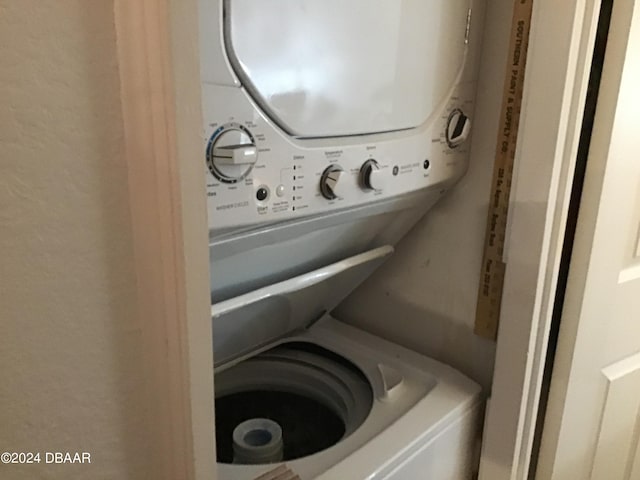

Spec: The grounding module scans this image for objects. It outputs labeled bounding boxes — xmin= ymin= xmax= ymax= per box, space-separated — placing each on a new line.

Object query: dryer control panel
xmin=199 ymin=0 xmax=484 ymax=232
xmin=203 ymin=82 xmax=476 ymax=232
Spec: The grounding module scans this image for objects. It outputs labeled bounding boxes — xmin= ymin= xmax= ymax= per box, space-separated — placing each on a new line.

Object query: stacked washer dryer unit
xmin=201 ymin=1 xmax=486 ymax=479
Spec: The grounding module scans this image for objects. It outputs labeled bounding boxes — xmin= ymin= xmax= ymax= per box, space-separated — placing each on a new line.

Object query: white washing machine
xmin=200 ymin=0 xmax=486 ymax=478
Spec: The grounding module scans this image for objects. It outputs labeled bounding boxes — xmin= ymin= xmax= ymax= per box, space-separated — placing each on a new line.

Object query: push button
xmin=256 ymin=187 xmax=269 ymax=202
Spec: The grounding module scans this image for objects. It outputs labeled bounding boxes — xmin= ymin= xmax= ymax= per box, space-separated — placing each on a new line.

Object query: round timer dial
xmin=207 ymin=124 xmax=258 ymax=183
xmin=446 ymin=109 xmax=471 ymax=148
xmin=360 ymin=159 xmax=386 ymax=191
xmin=320 ymin=165 xmax=346 ymax=200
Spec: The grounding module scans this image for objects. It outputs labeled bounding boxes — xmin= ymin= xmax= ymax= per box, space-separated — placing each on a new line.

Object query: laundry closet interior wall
xmin=337 ymin=0 xmax=514 ymax=391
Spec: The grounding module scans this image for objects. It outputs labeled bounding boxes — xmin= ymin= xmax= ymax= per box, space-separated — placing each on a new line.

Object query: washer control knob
xmin=320 ymin=165 xmax=345 ymax=199
xmin=360 ymin=159 xmax=386 ymax=191
xmin=208 ymin=128 xmax=257 ymax=183
xmin=446 ymin=109 xmax=471 ymax=148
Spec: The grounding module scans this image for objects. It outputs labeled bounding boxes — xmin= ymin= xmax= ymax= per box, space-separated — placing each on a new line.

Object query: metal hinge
xmin=465 ymin=8 xmax=472 ymax=44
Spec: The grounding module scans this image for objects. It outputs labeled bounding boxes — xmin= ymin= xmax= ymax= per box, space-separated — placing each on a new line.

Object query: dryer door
xmin=223 ymin=0 xmax=473 ymax=138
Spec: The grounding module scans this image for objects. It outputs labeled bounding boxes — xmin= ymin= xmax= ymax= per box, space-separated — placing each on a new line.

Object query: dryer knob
xmin=446 ymin=109 xmax=472 ymax=148
xmin=208 ymin=128 xmax=258 ymax=183
xmin=320 ymin=165 xmax=345 ymax=200
xmin=360 ymin=159 xmax=386 ymax=191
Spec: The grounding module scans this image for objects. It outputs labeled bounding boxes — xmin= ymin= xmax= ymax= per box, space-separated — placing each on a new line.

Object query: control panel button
xmin=276 ymin=185 xmax=285 ymax=197
xmin=360 ymin=159 xmax=386 ymax=191
xmin=256 ymin=186 xmax=269 ymax=201
xmin=446 ymin=109 xmax=471 ymax=148
xmin=207 ymin=126 xmax=257 ymax=183
xmin=320 ymin=165 xmax=345 ymax=199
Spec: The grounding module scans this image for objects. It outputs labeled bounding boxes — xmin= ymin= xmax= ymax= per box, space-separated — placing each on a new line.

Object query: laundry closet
xmin=159 ymin=0 xmax=628 ymax=478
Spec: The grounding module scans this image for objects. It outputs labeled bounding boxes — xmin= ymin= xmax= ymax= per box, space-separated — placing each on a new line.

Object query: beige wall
xmin=338 ymin=0 xmax=514 ymax=391
xmin=0 ymin=2 xmax=149 ymax=478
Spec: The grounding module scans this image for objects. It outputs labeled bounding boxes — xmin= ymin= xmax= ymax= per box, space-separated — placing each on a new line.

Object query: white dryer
xmin=200 ymin=0 xmax=486 ymax=478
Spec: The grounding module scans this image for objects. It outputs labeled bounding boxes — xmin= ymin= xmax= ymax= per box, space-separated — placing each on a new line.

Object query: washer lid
xmin=224 ymin=0 xmax=472 ymax=138
xmin=211 ymin=245 xmax=393 ymax=365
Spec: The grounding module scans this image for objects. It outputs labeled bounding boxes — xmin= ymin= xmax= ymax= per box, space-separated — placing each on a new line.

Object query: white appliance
xmin=200 ymin=0 xmax=486 ymax=478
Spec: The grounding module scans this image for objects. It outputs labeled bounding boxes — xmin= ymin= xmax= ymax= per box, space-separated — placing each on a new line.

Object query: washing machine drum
xmin=214 ymin=342 xmax=373 ymax=464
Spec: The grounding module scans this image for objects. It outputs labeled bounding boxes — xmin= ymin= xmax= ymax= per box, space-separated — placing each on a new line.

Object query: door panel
xmin=590 ymin=355 xmax=640 ymax=480
xmin=536 ymin=0 xmax=640 ymax=478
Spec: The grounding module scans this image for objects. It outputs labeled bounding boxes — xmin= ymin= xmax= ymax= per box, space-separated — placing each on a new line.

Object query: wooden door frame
xmin=113 ymin=0 xmax=603 ymax=479
xmin=536 ymin=0 xmax=640 ymax=476
xmin=480 ymin=0 xmax=602 ymax=479
xmin=114 ymin=0 xmax=216 ymax=479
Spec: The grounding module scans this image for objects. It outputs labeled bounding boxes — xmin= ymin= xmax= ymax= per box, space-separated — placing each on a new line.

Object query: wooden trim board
xmin=114 ymin=0 xmax=216 ymax=478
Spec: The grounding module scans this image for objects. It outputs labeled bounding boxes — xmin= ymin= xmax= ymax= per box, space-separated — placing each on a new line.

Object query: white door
xmin=535 ymin=0 xmax=640 ymax=478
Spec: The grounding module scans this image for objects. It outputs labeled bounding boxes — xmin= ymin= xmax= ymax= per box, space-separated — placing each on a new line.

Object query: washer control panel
xmin=203 ymin=83 xmax=476 ymax=231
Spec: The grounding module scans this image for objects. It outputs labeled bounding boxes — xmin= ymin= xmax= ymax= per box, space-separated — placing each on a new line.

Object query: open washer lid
xmin=211 ymin=245 xmax=393 ymax=365
xmin=224 ymin=0 xmax=472 ymax=138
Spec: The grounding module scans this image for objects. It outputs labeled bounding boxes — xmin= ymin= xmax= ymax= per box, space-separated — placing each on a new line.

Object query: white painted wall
xmin=337 ymin=0 xmax=513 ymax=391
xmin=0 ymin=2 xmax=150 ymax=478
